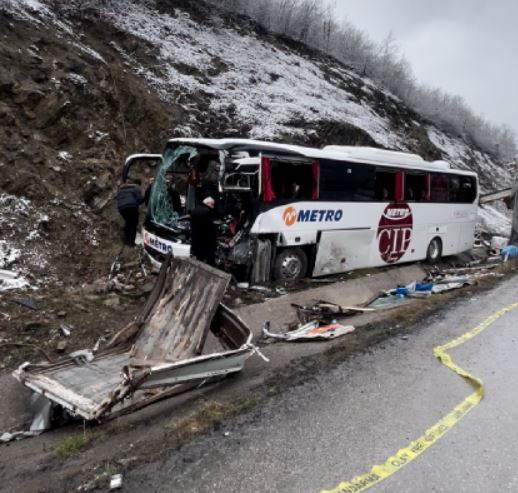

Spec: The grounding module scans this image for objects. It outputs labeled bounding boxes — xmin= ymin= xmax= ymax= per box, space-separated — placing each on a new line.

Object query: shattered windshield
xmin=148 ymin=145 xmax=199 ymax=229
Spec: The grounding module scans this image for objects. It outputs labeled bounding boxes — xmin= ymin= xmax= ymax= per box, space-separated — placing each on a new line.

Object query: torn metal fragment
xmin=262 ymin=320 xmax=355 ymax=341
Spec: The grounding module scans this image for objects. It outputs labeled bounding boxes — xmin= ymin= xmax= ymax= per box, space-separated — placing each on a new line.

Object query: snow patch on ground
xmin=0 ymin=269 xmax=29 ymax=292
xmin=1 ymin=0 xmax=53 ymax=22
xmin=65 ymin=73 xmax=88 ymax=87
xmin=0 ymin=193 xmax=50 ymax=285
xmin=1 ymin=0 xmax=106 ymax=63
xmin=0 ymin=241 xmax=21 ymax=269
xmin=58 ymin=151 xmax=72 ymax=162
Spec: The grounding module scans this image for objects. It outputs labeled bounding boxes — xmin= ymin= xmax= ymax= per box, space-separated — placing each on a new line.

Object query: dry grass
xmin=165 ymin=396 xmax=258 ymax=447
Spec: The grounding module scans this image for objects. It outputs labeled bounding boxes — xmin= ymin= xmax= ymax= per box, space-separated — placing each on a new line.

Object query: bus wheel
xmin=426 ymin=237 xmax=442 ymax=264
xmin=273 ymin=248 xmax=308 ymax=281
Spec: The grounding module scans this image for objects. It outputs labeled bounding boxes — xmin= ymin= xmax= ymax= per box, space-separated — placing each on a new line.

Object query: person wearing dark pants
xmin=190 ymin=197 xmax=217 ymax=266
xmin=117 ymin=179 xmax=144 ymax=246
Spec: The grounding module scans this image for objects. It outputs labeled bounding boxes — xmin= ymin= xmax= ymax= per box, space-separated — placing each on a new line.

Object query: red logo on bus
xmin=377 ymin=203 xmax=413 ymax=263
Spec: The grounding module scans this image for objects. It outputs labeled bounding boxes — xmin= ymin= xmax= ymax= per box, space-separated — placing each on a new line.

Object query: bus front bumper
xmin=143 ymin=228 xmax=191 ymax=266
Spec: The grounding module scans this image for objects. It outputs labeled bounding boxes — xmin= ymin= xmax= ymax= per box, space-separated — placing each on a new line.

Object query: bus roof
xmin=167 ymin=138 xmax=478 ymax=177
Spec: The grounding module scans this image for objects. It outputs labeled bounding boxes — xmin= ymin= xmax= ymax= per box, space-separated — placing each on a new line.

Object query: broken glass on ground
xmin=13 ymin=256 xmax=261 ymax=422
xmin=368 ymin=294 xmax=414 ymax=309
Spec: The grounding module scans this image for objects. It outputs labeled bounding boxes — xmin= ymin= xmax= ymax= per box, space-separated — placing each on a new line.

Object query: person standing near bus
xmin=190 ymin=197 xmax=217 ymax=266
xmin=116 ymin=178 xmax=144 ymax=246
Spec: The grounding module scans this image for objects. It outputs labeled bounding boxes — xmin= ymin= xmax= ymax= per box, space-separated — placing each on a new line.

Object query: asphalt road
xmin=124 ymin=275 xmax=518 ymax=493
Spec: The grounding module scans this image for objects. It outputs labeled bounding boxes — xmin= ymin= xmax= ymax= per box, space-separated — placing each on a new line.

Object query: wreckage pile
xmin=368 ymin=260 xmax=505 ymax=308
xmin=12 ymin=255 xmax=261 ymax=425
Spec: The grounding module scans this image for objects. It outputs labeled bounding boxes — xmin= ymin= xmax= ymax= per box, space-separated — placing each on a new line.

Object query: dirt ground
xmin=0 ymin=258 xmax=515 ymax=493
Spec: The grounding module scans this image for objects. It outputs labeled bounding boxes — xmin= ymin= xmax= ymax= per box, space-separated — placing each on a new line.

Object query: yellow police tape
xmin=320 ymin=302 xmax=518 ymax=493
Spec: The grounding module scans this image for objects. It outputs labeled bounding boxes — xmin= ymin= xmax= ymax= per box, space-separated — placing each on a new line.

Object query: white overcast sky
xmin=333 ymin=0 xmax=518 ymax=139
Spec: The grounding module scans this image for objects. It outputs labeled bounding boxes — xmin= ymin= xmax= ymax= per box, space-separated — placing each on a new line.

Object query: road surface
xmin=124 ymin=275 xmax=518 ymax=492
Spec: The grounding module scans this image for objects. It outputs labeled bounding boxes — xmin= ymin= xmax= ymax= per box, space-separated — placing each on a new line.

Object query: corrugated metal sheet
xmin=13 ymin=257 xmax=252 ymax=422
xmin=131 ymin=258 xmax=231 ymax=364
xmin=15 ymin=349 xmax=131 ymax=419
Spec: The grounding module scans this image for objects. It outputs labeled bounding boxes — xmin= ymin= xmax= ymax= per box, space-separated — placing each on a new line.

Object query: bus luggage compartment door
xmin=313 ymin=229 xmax=373 ymax=276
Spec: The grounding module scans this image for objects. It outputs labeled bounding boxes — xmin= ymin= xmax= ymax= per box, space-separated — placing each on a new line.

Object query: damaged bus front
xmin=132 ymin=139 xmax=311 ymax=283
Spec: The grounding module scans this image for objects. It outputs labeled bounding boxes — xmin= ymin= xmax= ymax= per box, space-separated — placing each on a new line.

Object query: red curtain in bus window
xmin=424 ymin=174 xmax=431 ymax=201
xmin=187 ymin=167 xmax=198 ymax=186
xmin=395 ymin=170 xmax=403 ymax=201
xmin=312 ymin=160 xmax=319 ymax=199
xmin=261 ymin=157 xmax=275 ymax=202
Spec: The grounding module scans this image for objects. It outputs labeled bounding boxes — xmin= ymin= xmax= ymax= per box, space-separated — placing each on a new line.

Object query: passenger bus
xmin=123 ymin=139 xmax=479 ymax=282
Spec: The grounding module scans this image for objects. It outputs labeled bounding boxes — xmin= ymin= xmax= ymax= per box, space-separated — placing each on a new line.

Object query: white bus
xmin=124 ymin=139 xmax=478 ymax=282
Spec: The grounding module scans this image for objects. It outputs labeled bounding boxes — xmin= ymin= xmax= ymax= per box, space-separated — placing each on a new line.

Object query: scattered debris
xmin=1 ymin=429 xmax=41 ymax=443
xmin=292 ymin=301 xmax=374 ymax=323
xmin=69 ymin=350 xmax=94 ymax=364
xmin=501 ymin=244 xmax=518 ymax=261
xmin=92 ymin=336 xmax=106 ymax=352
xmin=368 ymin=294 xmax=414 ymax=309
xmin=56 ymin=340 xmax=68 ymax=352
xmin=490 ymin=236 xmax=508 ymax=250
xmin=249 ymin=285 xmax=270 ymax=293
xmin=76 ymin=472 xmax=110 ymax=492
xmin=13 ymin=298 xmax=40 ymax=311
xmin=370 ymin=258 xmax=505 ymax=308
xmin=262 ymin=320 xmax=355 ymax=341
xmin=109 ymin=474 xmax=123 ymax=491
xmin=1 ymin=394 xmax=52 ymax=443
xmin=60 ymin=324 xmax=72 ymax=337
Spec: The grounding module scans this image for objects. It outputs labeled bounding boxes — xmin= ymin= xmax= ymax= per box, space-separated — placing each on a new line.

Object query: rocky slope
xmin=0 ymin=0 xmax=512 ymax=286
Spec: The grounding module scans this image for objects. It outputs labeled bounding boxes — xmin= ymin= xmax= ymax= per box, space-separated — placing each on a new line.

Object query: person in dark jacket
xmin=190 ymin=197 xmax=217 ymax=266
xmin=117 ymin=179 xmax=144 ymax=246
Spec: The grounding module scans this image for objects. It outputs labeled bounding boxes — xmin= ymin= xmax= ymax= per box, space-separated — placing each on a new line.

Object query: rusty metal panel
xmin=12 ymin=259 xmax=257 ymax=422
xmin=14 ymin=350 xmax=131 ymax=420
xmin=131 ymin=257 xmax=231 ymax=364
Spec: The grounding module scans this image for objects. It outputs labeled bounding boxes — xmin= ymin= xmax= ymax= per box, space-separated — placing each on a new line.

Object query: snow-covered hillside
xmin=4 ymin=0 xmax=512 ymax=188
xmin=0 ymin=0 xmax=513 ymax=287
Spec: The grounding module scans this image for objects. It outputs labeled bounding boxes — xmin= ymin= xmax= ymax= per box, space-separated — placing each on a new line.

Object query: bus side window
xmin=404 ymin=173 xmax=428 ymax=201
xmin=449 ymin=175 xmax=461 ymax=202
xmin=319 ymin=160 xmax=375 ymax=201
xmin=430 ymin=173 xmax=448 ymax=202
xmin=375 ymin=171 xmax=396 ymax=200
xmin=270 ymin=161 xmax=316 ymax=201
xmin=458 ymin=176 xmax=476 ymax=203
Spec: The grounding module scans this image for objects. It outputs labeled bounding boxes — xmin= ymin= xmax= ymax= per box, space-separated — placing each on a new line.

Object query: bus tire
xmin=426 ymin=237 xmax=442 ymax=264
xmin=273 ymin=248 xmax=308 ymax=281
